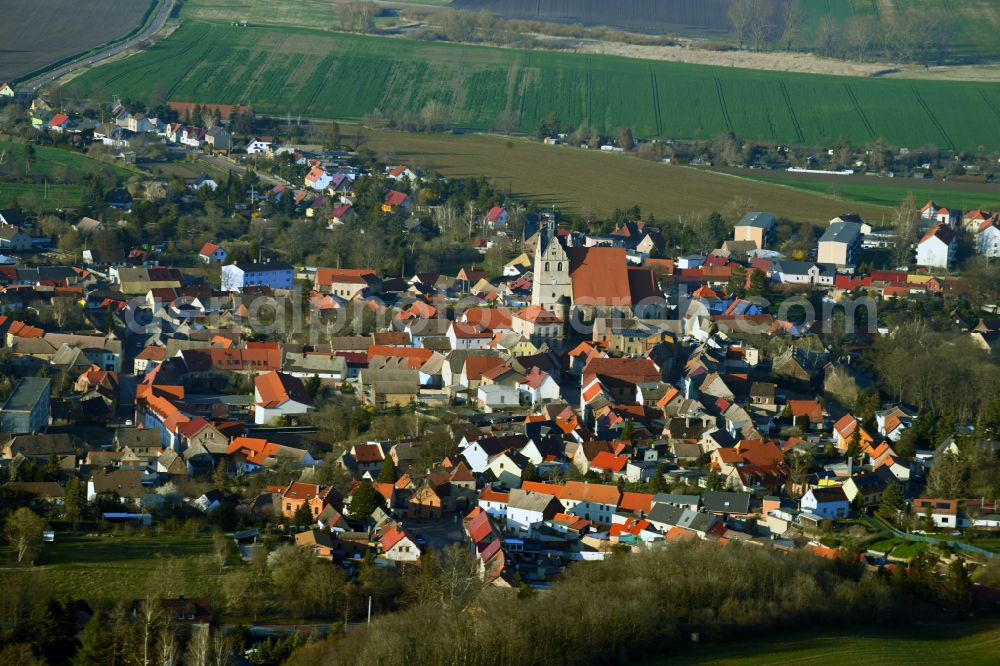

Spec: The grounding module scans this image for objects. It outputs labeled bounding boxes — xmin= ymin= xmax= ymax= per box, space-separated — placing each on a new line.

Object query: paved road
xmin=199 ymin=153 xmax=290 ymax=187
xmin=19 ymin=0 xmax=178 ymax=94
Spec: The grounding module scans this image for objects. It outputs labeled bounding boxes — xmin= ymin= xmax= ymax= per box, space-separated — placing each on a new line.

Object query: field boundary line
xmin=714 ymin=77 xmax=733 ymax=133
xmin=980 ymin=91 xmax=1000 ymax=121
xmin=844 ymin=84 xmax=876 ymax=138
xmin=693 ymin=166 xmax=888 ymax=212
xmin=779 ymin=81 xmax=805 ymax=143
xmin=911 ymin=87 xmax=956 ymax=151
xmin=649 ymin=67 xmax=663 ymax=136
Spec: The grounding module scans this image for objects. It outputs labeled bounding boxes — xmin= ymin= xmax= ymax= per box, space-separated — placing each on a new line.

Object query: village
xmin=1 ymin=88 xmax=999 ymax=660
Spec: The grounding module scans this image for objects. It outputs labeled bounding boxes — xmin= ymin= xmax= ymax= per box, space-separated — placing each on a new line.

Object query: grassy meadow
xmin=0 ymin=141 xmax=135 ymax=209
xmin=730 ymin=170 xmax=1000 ymax=210
xmin=652 ymin=618 xmax=1000 ymax=665
xmin=0 ymin=533 xmax=221 ymax=602
xmin=362 ymin=129 xmax=890 ymax=223
xmin=65 ymin=17 xmax=1000 ymax=151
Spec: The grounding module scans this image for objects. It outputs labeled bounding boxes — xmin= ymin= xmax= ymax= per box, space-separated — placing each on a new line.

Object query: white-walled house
xmin=254 ymin=371 xmax=313 ymax=425
xmin=519 ymin=367 xmax=560 ymax=404
xmin=245 ymin=137 xmax=274 ymax=155
xmin=198 ymin=242 xmax=227 ymax=264
xmin=506 ymin=488 xmax=560 ymax=535
xmin=915 ymin=223 xmax=956 ymax=269
xmin=800 ymin=487 xmax=849 ymax=519
xmin=447 ymin=322 xmax=492 ymax=350
xmin=976 ymin=220 xmax=1000 ymax=258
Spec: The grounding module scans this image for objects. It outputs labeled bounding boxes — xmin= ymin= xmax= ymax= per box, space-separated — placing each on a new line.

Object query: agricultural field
xmin=720 ymin=169 xmax=1000 ymax=210
xmin=0 ymin=533 xmax=220 ymax=602
xmin=362 ymin=129 xmax=889 ymax=223
xmin=451 ymin=0 xmax=1000 ymax=61
xmin=65 ymin=20 xmax=1000 ymax=151
xmin=651 ymin=619 xmax=1000 ymax=666
xmin=0 ymin=0 xmax=154 ymax=83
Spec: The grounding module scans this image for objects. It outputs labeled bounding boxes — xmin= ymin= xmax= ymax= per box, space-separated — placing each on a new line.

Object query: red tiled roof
xmin=199 ymin=242 xmax=220 ymax=257
xmin=515 ymin=304 xmax=562 ymax=324
xmin=567 ymin=246 xmax=632 ymax=306
xmin=255 ymin=371 xmax=310 ymax=408
xmin=920 ymin=223 xmax=955 ymax=244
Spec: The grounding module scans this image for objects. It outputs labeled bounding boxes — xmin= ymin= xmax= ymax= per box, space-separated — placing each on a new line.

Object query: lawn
xmin=729 ymin=170 xmax=1000 ymax=211
xmin=649 ymin=619 xmax=1000 ymax=665
xmin=0 ymin=141 xmax=135 ymax=209
xmin=0 ymin=533 xmax=222 ymax=602
xmin=361 ymin=129 xmax=890 ymax=223
xmin=64 ymin=19 xmax=1000 ymax=151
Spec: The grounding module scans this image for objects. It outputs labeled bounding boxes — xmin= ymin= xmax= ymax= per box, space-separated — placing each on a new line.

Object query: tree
xmin=537 ymin=112 xmax=560 ymax=140
xmin=926 ymin=452 xmax=966 ymax=499
xmin=920 ymin=503 xmax=935 ymax=532
xmin=891 ymin=192 xmax=918 ymax=269
xmin=348 ymin=480 xmax=386 ymax=519
xmin=5 ymin=507 xmax=45 ymax=564
xmin=726 ymin=264 xmax=747 ymax=298
xmin=63 ymin=476 xmax=86 ymax=525
xmin=728 ymin=0 xmax=754 ymax=47
xmin=747 ymin=268 xmax=767 ymax=297
xmin=944 ymin=557 xmax=974 ymax=614
xmin=706 ymin=470 xmax=724 ymax=491
xmin=305 ymin=374 xmax=323 ymax=400
xmin=73 ymin=611 xmax=112 ymax=666
xmin=377 ymin=456 xmax=397 ymax=484
xmin=621 ymin=419 xmax=635 ymax=442
xmin=521 ymin=461 xmax=540 ymax=483
xmin=876 ymin=481 xmax=903 ymax=524
xmin=293 ymin=501 xmax=314 ymax=527
xmin=846 ymin=428 xmax=863 ymax=466
xmin=780 ymin=0 xmax=803 ymax=50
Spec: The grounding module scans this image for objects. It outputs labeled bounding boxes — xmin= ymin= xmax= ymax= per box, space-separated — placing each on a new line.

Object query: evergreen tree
xmin=747 ymin=268 xmax=767 ymax=297
xmin=726 ymin=265 xmax=747 ymax=298
xmin=521 ymin=461 xmax=540 ymax=483
xmin=63 ymin=476 xmax=85 ymax=525
xmin=876 ymin=480 xmax=903 ymax=523
xmin=293 ymin=501 xmax=314 ymax=527
xmin=621 ymin=419 xmax=635 ymax=442
xmin=305 ymin=374 xmax=323 ymax=400
xmin=706 ymin=470 xmax=724 ymax=491
xmin=846 ymin=427 xmax=863 ymax=465
xmin=348 ymin=481 xmax=386 ymax=520
xmin=944 ymin=557 xmax=973 ymax=614
xmin=73 ymin=611 xmax=112 ymax=666
xmin=378 ymin=456 xmax=397 ymax=484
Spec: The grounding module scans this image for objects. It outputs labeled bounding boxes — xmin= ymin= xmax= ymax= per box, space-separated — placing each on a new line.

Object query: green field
xmin=0 ymin=141 xmax=134 ymax=209
xmin=727 ymin=170 xmax=1000 ymax=210
xmin=652 ymin=619 xmax=1000 ymax=665
xmin=363 ymin=129 xmax=890 ymax=223
xmin=0 ymin=533 xmax=221 ymax=602
xmin=65 ymin=18 xmax=1000 ymax=151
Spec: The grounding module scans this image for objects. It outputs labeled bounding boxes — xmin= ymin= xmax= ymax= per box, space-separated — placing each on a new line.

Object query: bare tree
xmin=157 ymin=625 xmax=179 ymax=666
xmin=137 ymin=596 xmax=164 ymax=666
xmin=727 ymin=0 xmax=754 ymax=48
xmin=211 ymin=630 xmax=233 ymax=666
xmin=891 ymin=192 xmax=918 ymax=269
xmin=780 ymin=0 xmax=803 ymax=50
xmin=186 ymin=625 xmax=212 ymax=666
xmin=4 ymin=508 xmax=45 ymax=564
xmin=748 ymin=0 xmax=773 ymax=52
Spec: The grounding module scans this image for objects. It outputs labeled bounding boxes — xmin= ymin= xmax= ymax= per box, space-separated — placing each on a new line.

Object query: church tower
xmin=531 ymin=217 xmax=572 ymax=322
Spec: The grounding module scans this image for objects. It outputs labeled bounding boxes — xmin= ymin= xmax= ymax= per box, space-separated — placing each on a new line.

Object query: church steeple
xmin=532 ymin=216 xmax=571 ymax=323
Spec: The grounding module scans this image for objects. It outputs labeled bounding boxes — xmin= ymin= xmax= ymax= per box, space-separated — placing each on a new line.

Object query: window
xmin=557 ymin=262 xmax=562 ymax=271
xmin=545 ymin=262 xmax=550 ymax=271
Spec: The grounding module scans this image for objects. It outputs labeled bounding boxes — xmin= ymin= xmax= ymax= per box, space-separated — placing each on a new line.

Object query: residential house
xmin=511 ymin=304 xmax=563 ymax=343
xmin=0 ymin=377 xmax=51 ymax=434
xmin=800 ymin=486 xmax=849 ymax=519
xmin=842 ymin=468 xmax=893 ymax=508
xmin=379 ymin=522 xmax=420 ymax=562
xmin=733 ymin=212 xmax=776 ymax=249
xmin=911 ymin=498 xmax=959 ymax=528
xmin=381 ymin=190 xmax=412 ymax=214
xmin=277 ymin=482 xmax=339 ymax=521
xmin=198 ymin=243 xmax=227 ymax=264
xmin=817 ymin=220 xmax=863 ymax=267
xmin=245 ymin=137 xmax=273 ymax=155
xmin=0 ymin=226 xmax=32 ymax=252
xmin=295 ymin=529 xmax=336 ymax=559
xmin=916 ymin=224 xmax=956 ymax=269
xmin=485 ymin=206 xmax=509 ymax=229
xmin=254 ymin=371 xmax=313 ymax=425
xmin=448 ymin=322 xmax=492 ymax=351
xmin=506 ymin=488 xmax=560 ymax=534
xmin=221 ymin=261 xmax=294 ymax=291
xmin=314 ymin=268 xmax=381 ymax=300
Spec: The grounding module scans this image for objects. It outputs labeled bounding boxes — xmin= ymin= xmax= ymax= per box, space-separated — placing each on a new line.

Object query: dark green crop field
xmin=66 ymin=20 xmax=1000 ymax=150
